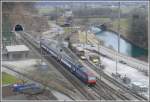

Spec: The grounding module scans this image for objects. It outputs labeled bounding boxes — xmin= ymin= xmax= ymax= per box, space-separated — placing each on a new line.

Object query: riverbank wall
xmin=107 ymin=29 xmax=148 ymax=51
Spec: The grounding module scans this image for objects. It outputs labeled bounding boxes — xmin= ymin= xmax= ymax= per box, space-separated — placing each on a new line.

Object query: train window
xmin=88 ymin=77 xmax=96 ymax=80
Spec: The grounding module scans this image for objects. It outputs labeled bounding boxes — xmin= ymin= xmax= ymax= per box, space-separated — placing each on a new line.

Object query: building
xmin=6 ymin=45 xmax=30 ymax=60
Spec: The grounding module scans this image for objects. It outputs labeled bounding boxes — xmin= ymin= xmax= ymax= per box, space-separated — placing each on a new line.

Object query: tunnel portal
xmin=15 ymin=24 xmax=23 ymax=31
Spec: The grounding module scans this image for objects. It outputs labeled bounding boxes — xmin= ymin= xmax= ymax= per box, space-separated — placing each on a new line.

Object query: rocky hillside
xmin=2 ymin=2 xmax=49 ymax=35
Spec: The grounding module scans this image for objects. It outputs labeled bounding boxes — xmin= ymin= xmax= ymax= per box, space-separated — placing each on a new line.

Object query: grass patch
xmin=98 ymin=17 xmax=111 ymax=21
xmin=2 ymin=72 xmax=17 ymax=85
xmin=78 ymin=31 xmax=86 ymax=43
xmin=112 ymin=18 xmax=128 ymax=28
xmin=38 ymin=8 xmax=53 ymax=14
xmin=111 ymin=18 xmax=129 ymax=35
xmin=64 ymin=27 xmax=73 ymax=34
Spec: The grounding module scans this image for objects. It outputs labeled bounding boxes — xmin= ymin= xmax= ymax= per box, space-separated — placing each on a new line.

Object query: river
xmin=90 ymin=27 xmax=148 ymax=58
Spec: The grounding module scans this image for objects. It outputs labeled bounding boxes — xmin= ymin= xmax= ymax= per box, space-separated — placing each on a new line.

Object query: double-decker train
xmin=21 ymin=32 xmax=96 ymax=85
xmin=41 ymin=39 xmax=96 ymax=85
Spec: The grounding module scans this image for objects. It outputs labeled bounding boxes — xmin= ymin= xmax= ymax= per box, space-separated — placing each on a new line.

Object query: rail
xmin=17 ymin=31 xmax=97 ymax=100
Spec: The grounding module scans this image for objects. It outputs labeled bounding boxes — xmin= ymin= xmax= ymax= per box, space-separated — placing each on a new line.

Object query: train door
xmin=70 ymin=65 xmax=76 ymax=73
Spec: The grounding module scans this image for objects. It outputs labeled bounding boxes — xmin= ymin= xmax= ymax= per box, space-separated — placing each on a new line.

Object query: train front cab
xmin=87 ymin=76 xmax=96 ymax=86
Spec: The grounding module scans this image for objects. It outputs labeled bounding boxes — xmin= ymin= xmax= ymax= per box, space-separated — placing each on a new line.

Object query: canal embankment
xmin=91 ymin=27 xmax=148 ymax=62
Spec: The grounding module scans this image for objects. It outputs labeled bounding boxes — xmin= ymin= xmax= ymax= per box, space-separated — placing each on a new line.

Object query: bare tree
xmin=127 ymin=7 xmax=148 ymax=49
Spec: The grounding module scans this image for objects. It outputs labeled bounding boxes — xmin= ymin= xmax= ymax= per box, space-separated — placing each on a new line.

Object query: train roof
xmin=42 ymin=39 xmax=75 ymax=62
xmin=76 ymin=64 xmax=95 ymax=77
xmin=41 ymin=39 xmax=95 ymax=77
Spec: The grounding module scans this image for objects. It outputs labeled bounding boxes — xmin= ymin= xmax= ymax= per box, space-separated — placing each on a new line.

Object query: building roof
xmin=6 ymin=45 xmax=29 ymax=52
xmin=76 ymin=47 xmax=84 ymax=51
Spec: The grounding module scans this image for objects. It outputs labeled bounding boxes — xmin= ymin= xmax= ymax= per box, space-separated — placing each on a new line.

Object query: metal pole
xmin=85 ymin=27 xmax=87 ymax=57
xmin=40 ymin=34 xmax=43 ymax=63
xmin=98 ymin=40 xmax=101 ymax=80
xmin=98 ymin=39 xmax=102 ymax=101
xmin=56 ymin=6 xmax=58 ymax=24
xmin=86 ymin=25 xmax=88 ymax=45
xmin=116 ymin=2 xmax=121 ymax=75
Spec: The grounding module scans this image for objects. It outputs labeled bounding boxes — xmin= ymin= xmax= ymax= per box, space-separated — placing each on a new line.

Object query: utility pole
xmin=84 ymin=2 xmax=89 ymax=59
xmin=56 ymin=5 xmax=58 ymax=24
xmin=98 ymin=39 xmax=102 ymax=101
xmin=40 ymin=34 xmax=43 ymax=64
xmin=116 ymin=2 xmax=121 ymax=75
xmin=98 ymin=39 xmax=102 ymax=80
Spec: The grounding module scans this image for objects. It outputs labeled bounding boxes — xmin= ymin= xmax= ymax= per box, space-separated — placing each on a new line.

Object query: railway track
xmin=86 ymin=61 xmax=147 ymax=100
xmin=59 ymin=42 xmax=134 ymax=100
xmin=66 ymin=41 xmax=147 ymax=100
xmin=2 ymin=65 xmax=66 ymax=100
xmin=93 ymin=79 xmax=129 ymax=100
xmin=102 ymin=71 xmax=147 ymax=100
xmin=18 ymin=31 xmax=98 ymax=100
xmin=17 ymin=31 xmax=147 ymax=100
xmin=59 ymin=40 xmax=147 ymax=100
xmin=44 ymin=55 xmax=97 ymax=100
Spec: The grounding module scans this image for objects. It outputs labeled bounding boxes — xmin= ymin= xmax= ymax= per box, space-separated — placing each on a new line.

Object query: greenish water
xmin=91 ymin=27 xmax=148 ymax=58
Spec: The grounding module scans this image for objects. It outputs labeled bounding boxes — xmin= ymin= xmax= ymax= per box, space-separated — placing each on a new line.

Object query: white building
xmin=64 ymin=10 xmax=73 ymax=17
xmin=6 ymin=45 xmax=30 ymax=60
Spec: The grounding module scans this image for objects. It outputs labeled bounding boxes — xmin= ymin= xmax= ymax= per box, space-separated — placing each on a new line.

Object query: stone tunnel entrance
xmin=15 ymin=24 xmax=23 ymax=31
